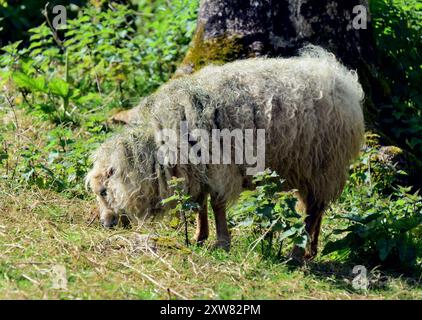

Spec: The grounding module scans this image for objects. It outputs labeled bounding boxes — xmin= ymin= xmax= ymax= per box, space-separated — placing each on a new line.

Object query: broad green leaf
xmin=13 ymin=72 xmax=36 ymax=90
xmin=161 ymin=195 xmax=178 ymax=205
xmin=48 ymin=78 xmax=70 ymax=98
xmin=278 ymin=228 xmax=297 ymax=242
xmin=293 ymin=234 xmax=308 ymax=249
xmin=322 ymin=234 xmax=355 ymax=256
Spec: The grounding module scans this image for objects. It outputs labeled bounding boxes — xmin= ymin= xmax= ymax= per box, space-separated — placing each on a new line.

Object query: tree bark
xmin=180 ymin=0 xmax=374 ymax=65
xmin=174 ymin=0 xmax=421 ymax=187
xmin=177 ymin=0 xmax=381 ymax=114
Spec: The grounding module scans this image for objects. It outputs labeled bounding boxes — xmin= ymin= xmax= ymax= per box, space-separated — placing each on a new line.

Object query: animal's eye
xmin=106 ymin=167 xmax=115 ymax=178
xmin=100 ymin=188 xmax=107 ymax=197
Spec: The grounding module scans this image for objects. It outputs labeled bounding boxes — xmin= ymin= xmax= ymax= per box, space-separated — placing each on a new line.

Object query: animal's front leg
xmin=195 ymin=194 xmax=209 ymax=244
xmin=210 ymin=195 xmax=230 ymax=251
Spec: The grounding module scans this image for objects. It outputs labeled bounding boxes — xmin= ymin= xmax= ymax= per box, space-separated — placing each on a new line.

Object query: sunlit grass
xmin=0 ymin=183 xmax=421 ymax=300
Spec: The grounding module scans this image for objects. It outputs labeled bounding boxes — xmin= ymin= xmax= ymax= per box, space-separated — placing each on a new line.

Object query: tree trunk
xmin=174 ymin=0 xmax=421 ymax=187
xmin=177 ymin=0 xmax=381 ymax=114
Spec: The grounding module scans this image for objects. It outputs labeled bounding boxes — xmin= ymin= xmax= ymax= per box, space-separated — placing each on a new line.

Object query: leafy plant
xmin=230 ymin=170 xmax=308 ymax=259
xmin=162 ymin=177 xmax=199 ymax=246
xmin=324 ymin=186 xmax=422 ymax=269
xmin=0 ymin=0 xmax=198 ymax=195
xmin=0 ymin=134 xmax=8 ymax=167
xmin=324 ymin=135 xmax=422 ymax=270
xmin=0 ymin=1 xmax=85 ymax=46
xmin=371 ymin=0 xmax=422 ymax=155
xmin=346 ymin=133 xmax=407 ymax=194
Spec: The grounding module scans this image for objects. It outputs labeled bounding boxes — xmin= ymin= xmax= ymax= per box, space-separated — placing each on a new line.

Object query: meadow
xmin=0 ymin=0 xmax=421 ymax=299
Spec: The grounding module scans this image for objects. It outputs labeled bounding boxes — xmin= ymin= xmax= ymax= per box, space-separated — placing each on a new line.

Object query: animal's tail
xmin=298 ymin=44 xmax=365 ymax=107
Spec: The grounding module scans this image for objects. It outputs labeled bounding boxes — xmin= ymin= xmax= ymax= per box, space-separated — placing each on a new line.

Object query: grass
xmin=1 ymin=183 xmax=421 ymax=300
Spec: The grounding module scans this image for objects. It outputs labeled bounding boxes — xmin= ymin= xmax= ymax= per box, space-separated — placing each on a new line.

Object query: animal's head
xmin=86 ymin=161 xmax=117 ymax=228
xmin=86 ymin=131 xmax=161 ymax=228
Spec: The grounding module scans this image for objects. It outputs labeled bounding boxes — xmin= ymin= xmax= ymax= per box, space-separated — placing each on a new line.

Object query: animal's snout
xmin=99 ymin=187 xmax=107 ymax=197
xmin=101 ymin=215 xmax=118 ymax=228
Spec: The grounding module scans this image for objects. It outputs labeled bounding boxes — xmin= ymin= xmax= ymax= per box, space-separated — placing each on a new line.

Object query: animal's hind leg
xmin=304 ymin=193 xmax=325 ymax=259
xmin=195 ymin=193 xmax=209 ymax=244
xmin=291 ymin=191 xmax=325 ymax=261
xmin=210 ymin=194 xmax=230 ymax=251
xmin=309 ymin=213 xmax=323 ymax=257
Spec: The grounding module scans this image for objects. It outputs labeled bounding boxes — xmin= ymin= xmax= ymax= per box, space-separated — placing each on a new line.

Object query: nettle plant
xmin=346 ymin=133 xmax=407 ymax=193
xmin=0 ymin=0 xmax=198 ymax=122
xmin=324 ymin=135 xmax=422 ymax=270
xmin=162 ymin=177 xmax=200 ymax=247
xmin=0 ymin=1 xmax=197 ymax=194
xmin=1 ymin=4 xmax=148 ymax=124
xmin=230 ymin=170 xmax=308 ymax=259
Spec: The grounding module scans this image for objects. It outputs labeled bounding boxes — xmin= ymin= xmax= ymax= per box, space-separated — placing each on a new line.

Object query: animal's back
xmin=149 ymin=46 xmax=365 ymax=204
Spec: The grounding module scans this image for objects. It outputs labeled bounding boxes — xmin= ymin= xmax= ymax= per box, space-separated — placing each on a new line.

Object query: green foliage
xmin=324 ymin=187 xmax=422 ymax=269
xmin=371 ymin=0 xmax=422 ymax=155
xmin=230 ymin=170 xmax=308 ymax=259
xmin=324 ymin=135 xmax=422 ymax=270
xmin=162 ymin=177 xmax=200 ymax=246
xmin=0 ymin=134 xmax=7 ymax=166
xmin=0 ymin=1 xmax=85 ymax=46
xmin=134 ymin=0 xmax=199 ymax=93
xmin=0 ymin=1 xmax=198 ymax=195
xmin=1 ymin=1 xmax=198 ymax=118
xmin=346 ymin=133 xmax=407 ymax=193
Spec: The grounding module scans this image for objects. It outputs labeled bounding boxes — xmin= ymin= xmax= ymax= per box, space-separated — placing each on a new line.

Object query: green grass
xmin=0 ymin=183 xmax=421 ymax=299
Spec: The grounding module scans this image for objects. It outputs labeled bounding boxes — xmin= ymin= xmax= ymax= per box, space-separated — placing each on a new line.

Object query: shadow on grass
xmin=283 ymin=256 xmax=422 ymax=293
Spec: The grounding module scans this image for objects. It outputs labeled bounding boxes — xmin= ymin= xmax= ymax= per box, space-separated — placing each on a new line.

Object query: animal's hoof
xmin=194 ymin=238 xmax=206 ymax=246
xmin=194 ymin=233 xmax=208 ymax=246
xmin=212 ymin=239 xmax=231 ymax=251
xmin=304 ymin=252 xmax=316 ymax=261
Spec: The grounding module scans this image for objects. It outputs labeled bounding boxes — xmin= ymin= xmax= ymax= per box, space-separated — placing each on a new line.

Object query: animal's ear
xmin=106 ymin=167 xmax=115 ymax=178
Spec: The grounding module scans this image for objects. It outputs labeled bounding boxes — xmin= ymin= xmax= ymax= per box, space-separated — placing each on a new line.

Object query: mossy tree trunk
xmin=175 ymin=0 xmax=421 ymax=187
xmin=177 ymin=0 xmax=383 ymax=115
xmin=180 ymin=0 xmax=374 ymax=65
